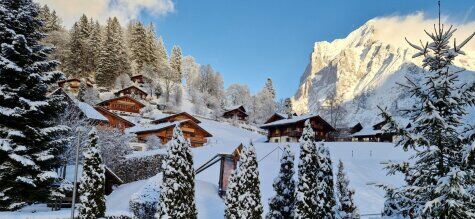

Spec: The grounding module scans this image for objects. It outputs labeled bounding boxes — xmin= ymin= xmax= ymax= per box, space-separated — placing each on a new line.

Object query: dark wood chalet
xmin=115 ymin=85 xmax=148 ymax=99
xmin=95 ymin=106 xmax=135 ymax=131
xmin=264 ymin=113 xmax=288 ymax=124
xmin=222 ymin=105 xmax=248 ymax=121
xmin=57 ymin=78 xmax=81 ymax=93
xmin=131 ymin=120 xmax=212 ymax=147
xmin=131 ymin=74 xmax=145 ymax=84
xmin=333 ymin=123 xmax=363 ymax=141
xmin=260 ymin=114 xmax=335 ymax=142
xmin=97 ymin=96 xmax=145 ymax=114
xmin=351 ymin=121 xmax=410 ymax=142
xmin=152 ymin=112 xmax=201 ymax=124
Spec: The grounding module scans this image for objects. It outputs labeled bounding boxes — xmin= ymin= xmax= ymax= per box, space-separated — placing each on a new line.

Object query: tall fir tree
xmin=377 ymin=2 xmax=475 ymax=217
xmin=130 ymin=21 xmax=149 ymax=74
xmin=145 ymin=23 xmax=158 ymax=70
xmin=0 ymin=0 xmax=68 ymax=210
xmin=96 ymin=17 xmax=131 ymax=88
xmin=66 ymin=14 xmax=94 ymax=78
xmin=266 ymin=144 xmax=295 ymax=219
xmin=335 ymin=160 xmax=359 ymax=219
xmin=38 ymin=5 xmax=61 ymax=33
xmin=315 ymin=142 xmax=336 ymax=219
xmin=89 ymin=20 xmax=101 ymax=74
xmin=294 ymin=120 xmax=319 ymax=218
xmin=170 ymin=45 xmax=183 ymax=82
xmin=224 ymin=143 xmax=263 ymax=219
xmin=78 ymin=128 xmax=106 ymax=219
xmin=156 ymin=126 xmax=197 ymax=219
xmin=265 ymin=78 xmax=276 ymax=99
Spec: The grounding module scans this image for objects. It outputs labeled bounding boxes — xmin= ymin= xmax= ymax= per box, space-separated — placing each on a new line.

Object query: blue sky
xmin=139 ymin=0 xmax=475 ymax=99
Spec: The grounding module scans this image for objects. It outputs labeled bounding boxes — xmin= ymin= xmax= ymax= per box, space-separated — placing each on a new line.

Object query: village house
xmin=260 ymin=114 xmax=335 ymax=142
xmin=222 ymin=105 xmax=248 ymax=121
xmin=351 ymin=121 xmax=410 ymax=142
xmin=115 ymin=85 xmax=148 ymax=100
xmin=126 ymin=119 xmax=212 ymax=147
xmin=152 ymin=112 xmax=201 ymax=124
xmin=333 ymin=122 xmax=363 ymax=141
xmin=96 ymin=96 xmax=145 ymax=114
xmin=130 ymin=74 xmax=146 ymax=84
xmin=94 ymin=106 xmax=135 ymax=132
xmin=57 ymin=78 xmax=94 ymax=94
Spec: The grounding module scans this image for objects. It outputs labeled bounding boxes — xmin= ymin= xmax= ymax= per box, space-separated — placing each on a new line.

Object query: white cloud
xmin=35 ymin=0 xmax=175 ymax=26
xmin=368 ymin=13 xmax=475 ymax=52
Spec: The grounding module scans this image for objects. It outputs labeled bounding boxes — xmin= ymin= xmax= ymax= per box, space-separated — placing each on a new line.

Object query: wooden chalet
xmin=222 ymin=105 xmax=248 ymax=121
xmin=260 ymin=114 xmax=335 ymax=142
xmin=95 ymin=106 xmax=135 ymax=131
xmin=333 ymin=123 xmax=363 ymax=141
xmin=152 ymin=112 xmax=201 ymax=124
xmin=127 ymin=120 xmax=212 ymax=147
xmin=131 ymin=74 xmax=145 ymax=84
xmin=264 ymin=113 xmax=288 ymax=124
xmin=115 ymin=85 xmax=148 ymax=99
xmin=97 ymin=96 xmax=145 ymax=114
xmin=57 ymin=78 xmax=81 ymax=93
xmin=351 ymin=121 xmax=409 ymax=142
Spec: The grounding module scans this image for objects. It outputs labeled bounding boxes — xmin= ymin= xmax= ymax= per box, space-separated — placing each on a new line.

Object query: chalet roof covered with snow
xmin=351 ymin=127 xmax=383 ymax=137
xmin=125 ymin=121 xmax=182 ymax=134
xmin=76 ymin=101 xmax=108 ymax=122
xmin=97 ymin=95 xmax=146 ymax=107
xmin=114 ymin=85 xmax=148 ymax=96
xmin=225 ymin=105 xmax=246 ymax=112
xmin=260 ymin=114 xmax=333 ymax=130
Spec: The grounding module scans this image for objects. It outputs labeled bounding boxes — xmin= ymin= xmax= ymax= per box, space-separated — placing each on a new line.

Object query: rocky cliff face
xmin=292 ymin=16 xmax=475 ymax=127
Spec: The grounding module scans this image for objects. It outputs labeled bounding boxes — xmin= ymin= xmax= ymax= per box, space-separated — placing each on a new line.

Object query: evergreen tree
xmin=130 ymin=21 xmax=149 ymax=74
xmin=335 ymin=160 xmax=359 ymax=219
xmin=294 ymin=120 xmax=319 ymax=218
xmin=170 ymin=45 xmax=183 ymax=82
xmin=156 ymin=126 xmax=197 ymax=218
xmin=66 ymin=14 xmax=94 ymax=78
xmin=266 ymin=144 xmax=295 ymax=219
xmin=145 ymin=23 xmax=158 ymax=70
xmin=89 ymin=20 xmax=101 ymax=74
xmin=265 ymin=78 xmax=276 ymax=99
xmin=78 ymin=128 xmax=106 ymax=219
xmin=0 ymin=0 xmax=68 ymax=210
xmin=38 ymin=5 xmax=61 ymax=33
xmin=224 ymin=143 xmax=263 ymax=219
xmin=96 ymin=17 xmax=131 ymax=88
xmin=377 ymin=4 xmax=475 ymax=217
xmin=315 ymin=142 xmax=336 ymax=219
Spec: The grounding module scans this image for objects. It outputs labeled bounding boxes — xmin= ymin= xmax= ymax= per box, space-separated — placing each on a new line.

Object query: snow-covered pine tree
xmin=265 ymin=78 xmax=276 ymax=100
xmin=130 ymin=21 xmax=149 ymax=74
xmin=170 ymin=45 xmax=183 ymax=82
xmin=89 ymin=20 xmax=102 ymax=74
xmin=294 ymin=120 xmax=319 ymax=218
xmin=335 ymin=160 xmax=359 ymax=219
xmin=96 ymin=17 xmax=131 ymax=88
xmin=266 ymin=144 xmax=295 ymax=219
xmin=315 ymin=142 xmax=336 ymax=219
xmin=66 ymin=14 xmax=94 ymax=78
xmin=38 ymin=5 xmax=61 ymax=33
xmin=156 ymin=126 xmax=197 ymax=219
xmin=78 ymin=128 xmax=106 ymax=219
xmin=0 ymin=0 xmax=68 ymax=210
xmin=224 ymin=167 xmax=240 ymax=218
xmin=224 ymin=143 xmax=263 ymax=219
xmin=146 ymin=23 xmax=159 ymax=71
xmin=377 ymin=3 xmax=475 ymax=217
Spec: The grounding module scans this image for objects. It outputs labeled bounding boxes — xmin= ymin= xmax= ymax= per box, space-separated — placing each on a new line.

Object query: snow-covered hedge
xmin=129 ymin=174 xmax=162 ymax=219
xmin=113 ymin=151 xmax=164 ymax=183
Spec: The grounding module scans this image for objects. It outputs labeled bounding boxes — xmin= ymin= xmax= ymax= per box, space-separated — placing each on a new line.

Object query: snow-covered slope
xmin=292 ymin=14 xmax=475 ymax=126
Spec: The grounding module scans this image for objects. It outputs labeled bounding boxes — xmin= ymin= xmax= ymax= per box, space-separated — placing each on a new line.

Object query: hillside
xmin=292 ymin=14 xmax=475 ymax=127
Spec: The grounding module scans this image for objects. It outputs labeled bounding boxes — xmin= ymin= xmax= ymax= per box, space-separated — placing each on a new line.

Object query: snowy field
xmin=0 ymin=118 xmax=410 ymax=218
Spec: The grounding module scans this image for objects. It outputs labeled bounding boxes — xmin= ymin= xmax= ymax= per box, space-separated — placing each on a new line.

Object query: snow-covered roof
xmin=260 ymin=114 xmax=331 ymax=129
xmin=76 ymin=101 xmax=108 ymax=122
xmin=125 ymin=121 xmax=182 ymax=134
xmin=351 ymin=126 xmax=382 ymax=137
xmin=225 ymin=105 xmax=245 ymax=112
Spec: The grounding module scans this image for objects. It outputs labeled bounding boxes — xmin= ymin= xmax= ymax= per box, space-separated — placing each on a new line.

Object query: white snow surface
xmin=3 ymin=117 xmax=410 ymax=218
xmin=76 ymin=101 xmax=108 ymax=122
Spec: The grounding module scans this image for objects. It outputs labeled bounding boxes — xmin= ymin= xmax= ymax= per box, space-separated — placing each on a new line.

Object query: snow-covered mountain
xmin=292 ymin=14 xmax=475 ymax=127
